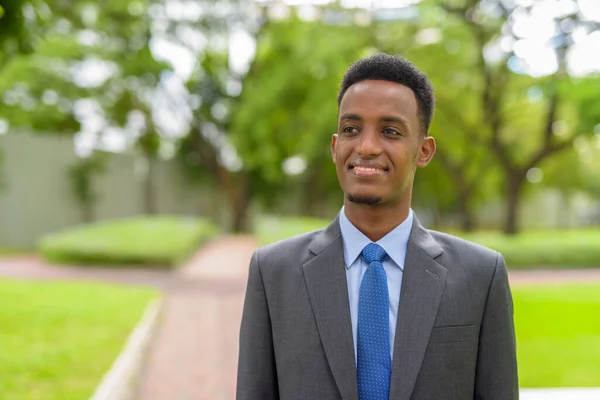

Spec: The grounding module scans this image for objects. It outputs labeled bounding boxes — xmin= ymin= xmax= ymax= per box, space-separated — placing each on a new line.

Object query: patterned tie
xmin=357 ymin=243 xmax=390 ymax=400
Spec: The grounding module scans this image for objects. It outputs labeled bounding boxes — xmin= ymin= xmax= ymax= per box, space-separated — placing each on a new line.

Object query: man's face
xmin=331 ymin=79 xmax=435 ymax=207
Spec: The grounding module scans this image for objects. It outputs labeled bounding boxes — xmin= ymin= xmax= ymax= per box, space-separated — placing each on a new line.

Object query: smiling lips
xmin=349 ymin=161 xmax=388 ymax=177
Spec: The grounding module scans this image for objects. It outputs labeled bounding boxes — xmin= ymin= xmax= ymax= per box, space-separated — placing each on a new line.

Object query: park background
xmin=1 ymin=0 xmax=599 ymax=399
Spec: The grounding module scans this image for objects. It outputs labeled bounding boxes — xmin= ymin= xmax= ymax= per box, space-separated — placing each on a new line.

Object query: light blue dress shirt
xmin=339 ymin=207 xmax=414 ymax=362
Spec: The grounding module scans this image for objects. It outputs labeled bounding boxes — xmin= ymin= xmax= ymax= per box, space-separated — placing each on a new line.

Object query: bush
xmin=39 ymin=216 xmax=218 ymax=267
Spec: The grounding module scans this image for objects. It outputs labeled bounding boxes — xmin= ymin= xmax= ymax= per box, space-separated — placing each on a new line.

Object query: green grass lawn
xmin=514 ymin=284 xmax=600 ymax=387
xmin=39 ymin=216 xmax=218 ymax=267
xmin=0 ymin=278 xmax=157 ymax=400
xmin=256 ymin=215 xmax=600 ymax=268
xmin=459 ymin=229 xmax=600 ymax=268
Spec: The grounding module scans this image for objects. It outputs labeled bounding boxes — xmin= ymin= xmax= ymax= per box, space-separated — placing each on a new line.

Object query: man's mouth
xmin=349 ymin=164 xmax=388 ymax=176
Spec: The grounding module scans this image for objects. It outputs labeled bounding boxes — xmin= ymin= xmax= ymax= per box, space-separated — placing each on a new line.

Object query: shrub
xmin=39 ymin=216 xmax=218 ymax=267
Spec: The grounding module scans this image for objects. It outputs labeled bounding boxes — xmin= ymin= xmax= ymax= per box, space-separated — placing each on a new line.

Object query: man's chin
xmin=346 ymin=193 xmax=382 ymax=205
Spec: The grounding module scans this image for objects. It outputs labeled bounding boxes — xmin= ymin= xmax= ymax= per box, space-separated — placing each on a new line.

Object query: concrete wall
xmin=0 ymin=133 xmax=217 ymax=248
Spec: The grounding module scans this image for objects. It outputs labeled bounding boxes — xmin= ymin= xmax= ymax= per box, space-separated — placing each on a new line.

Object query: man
xmin=237 ymin=53 xmax=518 ymax=400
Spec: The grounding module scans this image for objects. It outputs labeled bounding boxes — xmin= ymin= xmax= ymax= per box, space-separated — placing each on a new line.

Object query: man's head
xmin=332 ymin=53 xmax=436 ymax=207
xmin=338 ymin=53 xmax=435 ymax=136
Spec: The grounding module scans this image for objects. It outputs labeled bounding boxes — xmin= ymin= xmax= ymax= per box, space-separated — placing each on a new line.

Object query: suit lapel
xmin=389 ymin=216 xmax=447 ymax=400
xmin=302 ymin=216 xmax=358 ymax=400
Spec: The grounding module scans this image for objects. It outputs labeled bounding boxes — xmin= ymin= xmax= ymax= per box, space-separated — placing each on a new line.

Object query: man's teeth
xmin=354 ymin=167 xmax=383 ymax=172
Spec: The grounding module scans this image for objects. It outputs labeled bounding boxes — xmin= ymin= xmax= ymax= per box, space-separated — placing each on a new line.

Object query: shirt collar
xmin=339 ymin=206 xmax=414 ymax=271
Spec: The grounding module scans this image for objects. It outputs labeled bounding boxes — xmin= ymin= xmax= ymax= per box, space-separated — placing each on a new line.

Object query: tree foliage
xmin=1 ymin=0 xmax=598 ymax=232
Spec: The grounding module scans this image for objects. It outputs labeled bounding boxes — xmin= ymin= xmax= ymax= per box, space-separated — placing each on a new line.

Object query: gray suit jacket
xmin=237 ymin=214 xmax=518 ymax=399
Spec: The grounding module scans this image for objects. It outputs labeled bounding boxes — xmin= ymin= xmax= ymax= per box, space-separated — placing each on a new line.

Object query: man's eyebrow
xmin=339 ymin=113 xmax=362 ymax=121
xmin=381 ymin=116 xmax=409 ymax=126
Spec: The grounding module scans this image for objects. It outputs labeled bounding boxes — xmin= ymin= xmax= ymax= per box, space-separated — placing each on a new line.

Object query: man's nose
xmin=357 ymin=129 xmax=382 ymax=157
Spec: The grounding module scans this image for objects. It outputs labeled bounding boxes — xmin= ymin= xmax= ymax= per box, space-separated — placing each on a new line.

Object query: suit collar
xmin=409 ymin=212 xmax=443 ymax=259
xmin=307 ymin=211 xmax=442 ymax=259
xmin=304 ymin=214 xmax=358 ymax=400
xmin=390 ymin=215 xmax=447 ymax=400
xmin=304 ymin=212 xmax=447 ymax=400
xmin=308 ymin=214 xmax=342 ymax=255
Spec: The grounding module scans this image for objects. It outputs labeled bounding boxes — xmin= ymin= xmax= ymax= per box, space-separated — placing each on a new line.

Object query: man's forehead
xmin=339 ymin=81 xmax=418 ymax=115
xmin=342 ymin=79 xmax=416 ymax=102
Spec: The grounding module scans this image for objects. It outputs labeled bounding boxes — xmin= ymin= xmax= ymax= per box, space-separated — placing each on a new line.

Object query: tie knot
xmin=361 ymin=243 xmax=387 ymax=264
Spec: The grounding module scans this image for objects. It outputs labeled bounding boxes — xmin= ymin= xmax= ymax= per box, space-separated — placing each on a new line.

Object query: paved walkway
xmin=2 ymin=239 xmax=600 ymax=399
xmin=136 ymin=235 xmax=256 ymax=400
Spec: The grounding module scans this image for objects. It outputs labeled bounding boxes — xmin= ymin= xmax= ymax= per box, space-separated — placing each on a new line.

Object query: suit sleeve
xmin=236 ymin=251 xmax=279 ymax=400
xmin=474 ymin=252 xmax=519 ymax=400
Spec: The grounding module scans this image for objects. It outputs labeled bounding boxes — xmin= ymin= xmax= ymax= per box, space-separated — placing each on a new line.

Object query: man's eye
xmin=342 ymin=126 xmax=359 ymax=134
xmin=383 ymin=128 xmax=402 ymax=136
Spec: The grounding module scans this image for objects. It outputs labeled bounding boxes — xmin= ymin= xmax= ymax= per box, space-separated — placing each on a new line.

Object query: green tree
xmin=1 ymin=0 xmax=174 ymax=214
xmin=374 ymin=7 xmax=501 ymax=231
xmin=437 ymin=0 xmax=599 ymax=234
xmin=229 ymin=15 xmax=373 ymax=220
xmin=174 ymin=0 xmax=259 ymax=232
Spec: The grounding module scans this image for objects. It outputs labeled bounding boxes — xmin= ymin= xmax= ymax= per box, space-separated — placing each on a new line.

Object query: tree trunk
xmin=430 ymin=205 xmax=442 ymax=231
xmin=143 ymin=155 xmax=157 ymax=215
xmin=82 ymin=203 xmax=94 ymax=224
xmin=301 ymin=166 xmax=326 ymax=217
xmin=457 ymin=190 xmax=475 ymax=232
xmin=217 ymin=165 xmax=252 ymax=233
xmin=558 ymin=190 xmax=571 ymax=229
xmin=504 ymin=173 xmax=525 ymax=235
xmin=231 ymin=172 xmax=252 ymax=233
xmin=435 ymin=150 xmax=478 ymax=232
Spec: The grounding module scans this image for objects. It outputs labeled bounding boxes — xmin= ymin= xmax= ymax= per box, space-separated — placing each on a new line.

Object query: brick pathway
xmin=135 ymin=235 xmax=257 ymax=400
xmin=2 ymin=240 xmax=600 ymax=400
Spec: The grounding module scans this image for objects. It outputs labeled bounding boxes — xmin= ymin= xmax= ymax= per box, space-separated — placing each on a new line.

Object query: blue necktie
xmin=357 ymin=243 xmax=390 ymax=400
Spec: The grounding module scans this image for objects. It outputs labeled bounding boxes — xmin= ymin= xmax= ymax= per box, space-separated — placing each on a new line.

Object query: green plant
xmin=39 ymin=216 xmax=218 ymax=267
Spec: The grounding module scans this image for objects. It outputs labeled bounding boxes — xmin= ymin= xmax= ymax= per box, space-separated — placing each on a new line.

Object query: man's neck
xmin=343 ymin=202 xmax=411 ymax=242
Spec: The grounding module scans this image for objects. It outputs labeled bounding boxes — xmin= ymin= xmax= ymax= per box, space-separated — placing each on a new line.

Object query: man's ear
xmin=331 ymin=134 xmax=338 ymax=163
xmin=416 ymin=136 xmax=436 ymax=168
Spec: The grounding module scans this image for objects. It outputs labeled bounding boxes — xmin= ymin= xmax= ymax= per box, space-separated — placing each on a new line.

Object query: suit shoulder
xmin=254 ymin=228 xmax=324 ymax=267
xmin=427 ymin=229 xmax=501 ymax=267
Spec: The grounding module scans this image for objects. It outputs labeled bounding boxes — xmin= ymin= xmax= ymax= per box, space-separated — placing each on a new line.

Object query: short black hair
xmin=338 ymin=53 xmax=435 ymax=135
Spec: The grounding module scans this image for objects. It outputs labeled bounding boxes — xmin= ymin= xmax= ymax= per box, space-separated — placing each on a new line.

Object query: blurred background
xmin=1 ymin=0 xmax=599 ymax=399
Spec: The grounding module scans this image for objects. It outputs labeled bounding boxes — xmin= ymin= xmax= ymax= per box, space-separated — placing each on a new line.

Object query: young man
xmin=237 ymin=53 xmax=518 ymax=400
